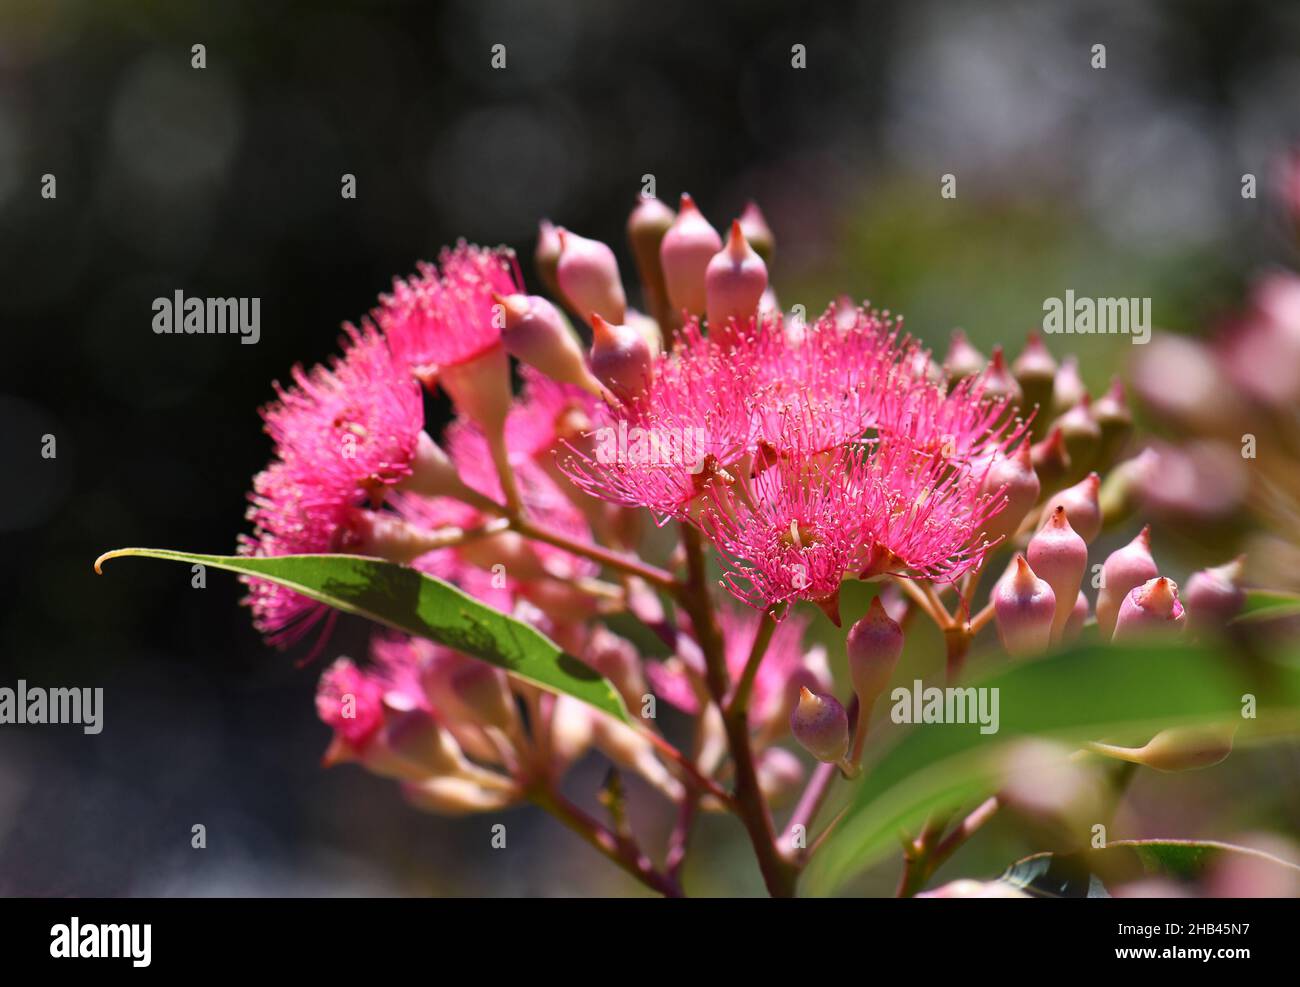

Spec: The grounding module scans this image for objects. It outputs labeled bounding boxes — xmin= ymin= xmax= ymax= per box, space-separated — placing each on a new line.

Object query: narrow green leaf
xmin=95 ymin=548 xmax=631 ymax=724
xmin=1235 ymin=588 xmax=1300 ymax=624
xmin=802 ymin=641 xmax=1300 ymax=897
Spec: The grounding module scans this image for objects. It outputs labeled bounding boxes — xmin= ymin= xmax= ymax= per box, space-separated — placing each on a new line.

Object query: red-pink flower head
xmin=316 ymin=657 xmax=387 ymax=751
xmin=262 ymin=323 xmax=425 ymax=504
xmin=375 ymin=242 xmax=522 ymax=380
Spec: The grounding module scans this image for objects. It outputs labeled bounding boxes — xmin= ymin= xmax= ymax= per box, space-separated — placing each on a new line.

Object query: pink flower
xmin=316 ymin=657 xmax=387 ymax=750
xmin=375 ymin=242 xmax=522 ymax=379
xmin=262 ymin=322 xmax=424 ymax=504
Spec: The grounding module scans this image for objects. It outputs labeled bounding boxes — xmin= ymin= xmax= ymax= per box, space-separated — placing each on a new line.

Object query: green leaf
xmin=999 ymin=840 xmax=1300 ymax=896
xmin=95 ymin=548 xmax=631 ymax=723
xmin=801 ymin=640 xmax=1300 ymax=897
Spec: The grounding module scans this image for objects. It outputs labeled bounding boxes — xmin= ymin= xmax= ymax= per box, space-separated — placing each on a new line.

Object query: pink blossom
xmin=375 ymin=242 xmax=522 ymax=378
xmin=316 ymin=658 xmax=387 ymax=750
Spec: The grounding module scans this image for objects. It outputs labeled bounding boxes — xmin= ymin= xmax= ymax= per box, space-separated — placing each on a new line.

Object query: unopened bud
xmin=1013 ymin=331 xmax=1058 ymax=439
xmin=535 ymin=219 xmax=563 ymax=300
xmin=1031 ymin=424 xmax=1072 ymax=494
xmin=349 ymin=510 xmax=458 ymax=565
xmin=1063 ymin=589 xmax=1088 ymax=643
xmin=627 ymin=195 xmax=675 ymax=332
xmin=1096 ymin=724 xmax=1237 ymax=772
xmin=994 ymin=555 xmax=1057 ymax=657
xmin=1099 ymin=447 xmax=1158 ymax=529
xmin=790 ymin=687 xmax=849 ymax=764
xmin=979 ymin=441 xmax=1041 ymax=545
xmin=1058 ymin=393 xmax=1101 ymax=480
xmin=846 ymin=596 xmax=903 ymax=707
xmin=756 ymin=746 xmax=804 ymax=808
xmin=1091 ymin=376 xmax=1133 ymax=469
xmin=556 ymin=229 xmax=627 ymax=327
xmin=1185 ymin=556 xmax=1247 ymax=632
xmin=980 ymin=346 xmax=1023 ymax=410
xmin=1026 ymin=506 xmax=1088 ymax=642
xmin=706 ymin=219 xmax=768 ymax=330
xmin=660 ymin=193 xmax=722 ymax=318
xmin=943 ymin=328 xmax=985 ymax=382
xmin=738 ymin=200 xmax=775 ymax=262
xmin=449 ymin=661 xmax=516 ymax=732
xmin=1113 ymin=576 xmax=1186 ymax=642
xmin=438 ymin=341 xmax=513 ymax=438
xmin=590 ymin=314 xmax=653 ymax=402
xmin=1096 ymin=526 xmax=1159 ymax=639
xmin=402 ymin=775 xmax=519 ymax=815
xmin=1052 ymin=355 xmax=1086 ymax=416
xmin=1041 ymin=471 xmax=1101 ymax=543
xmin=497 ymin=293 xmax=603 ymax=395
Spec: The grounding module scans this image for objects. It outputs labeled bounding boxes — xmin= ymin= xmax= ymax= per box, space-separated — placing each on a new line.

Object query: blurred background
xmin=2 ymin=0 xmax=1299 ymax=896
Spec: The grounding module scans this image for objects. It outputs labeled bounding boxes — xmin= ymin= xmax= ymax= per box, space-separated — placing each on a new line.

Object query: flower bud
xmin=942 ymin=328 xmax=985 ymax=381
xmin=1112 ymin=576 xmax=1186 ymax=642
xmin=535 ymin=219 xmax=563 ymax=300
xmin=1099 ymin=447 xmax=1158 ymax=529
xmin=790 ymin=687 xmax=849 ymax=764
xmin=756 ymin=746 xmax=804 ymax=808
xmin=1091 ymin=376 xmax=1133 ymax=469
xmin=438 ymin=341 xmax=513 ymax=439
xmin=1063 ymin=589 xmax=1088 ymax=643
xmin=979 ymin=346 xmax=1023 ymax=410
xmin=1096 ymin=724 xmax=1237 ymax=772
xmin=626 ymin=307 xmax=664 ymax=359
xmin=1013 ymin=331 xmax=1058 ymax=439
xmin=496 ymin=293 xmax=603 ymax=395
xmin=993 ymin=554 xmax=1057 ymax=657
xmin=1185 ymin=556 xmax=1247 ymax=632
xmin=402 ymin=430 xmax=493 ymax=509
xmin=548 ymin=695 xmax=594 ymax=769
xmin=349 ymin=510 xmax=459 ymax=565
xmin=739 ymin=200 xmax=775 ymax=262
xmin=1030 ymin=424 xmax=1072 ymax=494
xmin=1051 ymin=355 xmax=1086 ymax=416
xmin=979 ymin=441 xmax=1041 ymax=545
xmin=706 ymin=220 xmax=768 ymax=330
xmin=591 ymin=713 xmax=684 ymax=802
xmin=402 ymin=775 xmax=519 ymax=815
xmin=1095 ymin=526 xmax=1158 ymax=639
xmin=627 ymin=195 xmax=675 ymax=332
xmin=448 ymin=661 xmax=517 ymax=733
xmin=660 ymin=193 xmax=722 ymax=318
xmin=589 ymin=314 xmax=653 ymax=402
xmin=1026 ymin=506 xmax=1088 ymax=642
xmin=584 ymin=626 xmax=648 ymax=712
xmin=1040 ymin=472 xmax=1101 ymax=544
xmin=846 ymin=596 xmax=903 ymax=707
xmin=556 ymin=229 xmax=627 ymax=327
xmin=1058 ymin=393 xmax=1101 ymax=480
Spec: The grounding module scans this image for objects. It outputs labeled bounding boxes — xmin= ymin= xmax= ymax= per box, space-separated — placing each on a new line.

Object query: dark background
xmin=3 ymin=0 xmax=1299 ymax=895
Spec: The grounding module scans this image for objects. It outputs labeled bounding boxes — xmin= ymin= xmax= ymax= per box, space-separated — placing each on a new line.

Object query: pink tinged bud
xmin=535 ymin=219 xmax=563 ymax=300
xmin=349 ymin=510 xmax=455 ymax=565
xmin=980 ymin=346 xmax=1024 ymax=408
xmin=626 ymin=308 xmax=664 ymax=359
xmin=756 ymin=746 xmax=804 ymax=808
xmin=402 ymin=775 xmax=518 ymax=815
xmin=589 ymin=314 xmax=653 ymax=402
xmin=1112 ymin=576 xmax=1186 ymax=642
xmin=627 ymin=195 xmax=675 ymax=330
xmin=942 ymin=328 xmax=985 ymax=381
xmin=1026 ymin=506 xmax=1088 ymax=642
xmin=438 ymin=341 xmax=513 ymax=438
xmin=845 ymin=595 xmax=903 ymax=707
xmin=1091 ymin=376 xmax=1133 ymax=467
xmin=556 ymin=229 xmax=627 ymax=326
xmin=993 ymin=554 xmax=1057 ymax=657
xmin=1057 ymin=393 xmax=1101 ymax=478
xmin=1063 ymin=589 xmax=1088 ymax=643
xmin=1099 ymin=447 xmax=1159 ymax=527
xmin=1030 ymin=424 xmax=1072 ymax=493
xmin=449 ymin=661 xmax=516 ymax=732
xmin=738 ymin=200 xmax=775 ymax=262
xmin=1041 ymin=472 xmax=1102 ymax=543
xmin=1012 ymin=330 xmax=1059 ymax=385
xmin=979 ymin=441 xmax=1041 ymax=545
xmin=496 ymin=293 xmax=603 ymax=395
xmin=790 ymin=687 xmax=849 ymax=764
xmin=403 ymin=431 xmax=487 ymax=506
xmin=706 ymin=220 xmax=769 ymax=329
xmin=1052 ymin=355 xmax=1086 ymax=416
xmin=1095 ymin=526 xmax=1158 ymax=639
xmin=1185 ymin=556 xmax=1247 ymax=632
xmin=660 ymin=193 xmax=722 ymax=317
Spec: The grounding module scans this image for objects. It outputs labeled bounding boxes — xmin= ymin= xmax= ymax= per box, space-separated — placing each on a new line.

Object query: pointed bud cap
xmin=1027 ymin=506 xmax=1088 ymax=642
xmin=790 ymin=687 xmax=850 ymax=764
xmin=1096 ymin=526 xmax=1159 ymax=639
xmin=1041 ymin=472 xmax=1102 ymax=543
xmin=497 ymin=293 xmax=603 ymax=395
xmin=556 ymin=229 xmax=627 ymax=326
xmin=1113 ymin=576 xmax=1186 ymax=642
xmin=979 ymin=441 xmax=1041 ymax=545
xmin=660 ymin=193 xmax=722 ymax=317
xmin=589 ymin=314 xmax=653 ymax=403
xmin=535 ymin=219 xmax=563 ymax=299
xmin=1012 ymin=330 xmax=1058 ymax=383
xmin=846 ymin=596 xmax=904 ymax=706
xmin=738 ymin=200 xmax=775 ymax=262
xmin=943 ymin=328 xmax=986 ymax=381
xmin=1031 ymin=424 xmax=1072 ymax=492
xmin=994 ymin=554 xmax=1057 ymax=657
xmin=1185 ymin=556 xmax=1247 ymax=631
xmin=980 ymin=346 xmax=1024 ymax=407
xmin=705 ymin=219 xmax=768 ymax=330
xmin=1052 ymin=355 xmax=1086 ymax=416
